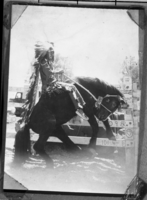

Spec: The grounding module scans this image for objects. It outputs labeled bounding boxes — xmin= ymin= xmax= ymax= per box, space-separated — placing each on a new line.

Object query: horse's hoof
xmin=12 ymin=156 xmax=25 ymax=166
xmin=40 ymin=153 xmax=54 ymax=165
xmin=68 ymin=145 xmax=81 ymax=153
xmin=89 ymin=148 xmax=98 ymax=157
xmin=45 ymin=157 xmax=54 ymax=168
xmin=81 ymin=148 xmax=97 ymax=158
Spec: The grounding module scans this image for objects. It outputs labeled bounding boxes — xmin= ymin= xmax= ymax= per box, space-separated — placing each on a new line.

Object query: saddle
xmin=46 ymin=82 xmax=72 ymax=96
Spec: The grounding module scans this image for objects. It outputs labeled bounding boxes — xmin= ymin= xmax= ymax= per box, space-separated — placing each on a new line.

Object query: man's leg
xmin=68 ymin=85 xmax=89 ymax=120
xmin=57 ymin=82 xmax=88 ymax=120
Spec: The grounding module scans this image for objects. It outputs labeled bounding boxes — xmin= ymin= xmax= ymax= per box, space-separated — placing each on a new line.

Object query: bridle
xmin=101 ymin=102 xmax=112 ymax=113
xmin=95 ymin=95 xmax=124 ymax=121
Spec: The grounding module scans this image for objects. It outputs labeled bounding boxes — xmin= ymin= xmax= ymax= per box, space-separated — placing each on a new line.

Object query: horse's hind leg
xmin=54 ymin=125 xmax=80 ymax=152
xmin=14 ymin=124 xmax=30 ymax=163
xmin=33 ymin=132 xmax=51 ymax=161
xmin=29 ymin=99 xmax=56 ymax=163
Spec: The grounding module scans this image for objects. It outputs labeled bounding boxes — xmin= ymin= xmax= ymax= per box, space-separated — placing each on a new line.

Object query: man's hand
xmin=60 ymin=69 xmax=64 ymax=74
xmin=53 ymin=69 xmax=64 ymax=74
xmin=34 ymin=58 xmax=39 ymax=65
xmin=15 ymin=122 xmax=21 ymax=132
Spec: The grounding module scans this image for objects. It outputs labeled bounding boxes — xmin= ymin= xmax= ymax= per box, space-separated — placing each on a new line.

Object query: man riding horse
xmin=34 ymin=41 xmax=88 ymax=120
xmin=14 ymin=41 xmax=129 ymax=163
xmin=15 ymin=41 xmax=88 ymax=131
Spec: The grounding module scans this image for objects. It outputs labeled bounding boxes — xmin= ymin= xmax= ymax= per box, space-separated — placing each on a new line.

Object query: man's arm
xmin=51 ymin=69 xmax=64 ymax=74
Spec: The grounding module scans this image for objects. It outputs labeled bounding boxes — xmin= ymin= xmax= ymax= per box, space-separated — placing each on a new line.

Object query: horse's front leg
xmin=53 ymin=125 xmax=81 ymax=152
xmin=88 ymin=116 xmax=99 ymax=149
xmin=103 ymin=119 xmax=116 ymax=140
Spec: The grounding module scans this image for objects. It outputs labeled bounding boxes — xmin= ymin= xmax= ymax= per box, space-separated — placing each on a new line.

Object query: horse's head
xmin=95 ymin=95 xmax=128 ymax=121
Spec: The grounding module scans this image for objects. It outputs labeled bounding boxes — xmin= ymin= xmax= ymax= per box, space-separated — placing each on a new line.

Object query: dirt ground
xmin=4 ymin=115 xmax=136 ymax=194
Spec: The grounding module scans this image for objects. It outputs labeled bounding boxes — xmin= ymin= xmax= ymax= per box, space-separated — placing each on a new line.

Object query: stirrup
xmin=76 ymin=109 xmax=89 ymax=121
xmin=77 ymin=103 xmax=83 ymax=109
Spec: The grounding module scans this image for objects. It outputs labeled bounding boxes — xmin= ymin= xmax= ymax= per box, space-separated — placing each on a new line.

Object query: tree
xmin=120 ymin=56 xmax=140 ymax=89
xmin=54 ymin=54 xmax=74 ymax=82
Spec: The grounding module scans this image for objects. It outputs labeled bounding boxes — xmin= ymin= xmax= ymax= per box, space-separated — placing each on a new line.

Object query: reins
xmin=100 ymin=103 xmax=112 ymax=113
xmin=64 ymin=74 xmax=97 ymax=102
xmin=64 ymin=75 xmax=121 ymax=115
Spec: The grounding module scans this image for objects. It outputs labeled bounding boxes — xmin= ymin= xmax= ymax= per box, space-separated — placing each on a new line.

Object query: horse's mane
xmin=75 ymin=76 xmax=124 ymax=98
xmin=21 ymin=62 xmax=40 ymax=123
xmin=95 ymin=77 xmax=124 ymax=97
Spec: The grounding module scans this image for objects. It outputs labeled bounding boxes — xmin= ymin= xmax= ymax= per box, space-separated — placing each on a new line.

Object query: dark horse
xmin=14 ymin=76 xmax=127 ymax=163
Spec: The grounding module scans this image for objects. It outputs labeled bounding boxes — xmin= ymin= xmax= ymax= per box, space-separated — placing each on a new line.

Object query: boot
xmin=76 ymin=109 xmax=89 ymax=121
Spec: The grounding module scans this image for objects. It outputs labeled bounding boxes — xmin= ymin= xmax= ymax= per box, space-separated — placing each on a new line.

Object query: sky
xmin=9 ymin=5 xmax=139 ymax=87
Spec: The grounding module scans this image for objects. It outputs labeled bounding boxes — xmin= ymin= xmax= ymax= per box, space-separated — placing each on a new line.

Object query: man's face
xmin=47 ymin=47 xmax=54 ymax=62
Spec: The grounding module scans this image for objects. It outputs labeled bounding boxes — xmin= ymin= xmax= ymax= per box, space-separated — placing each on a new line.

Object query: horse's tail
xmin=14 ymin=124 xmax=30 ymax=162
xmin=21 ymin=62 xmax=40 ymax=123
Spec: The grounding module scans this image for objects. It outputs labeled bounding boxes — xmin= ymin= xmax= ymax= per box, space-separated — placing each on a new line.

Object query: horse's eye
xmin=112 ymin=101 xmax=117 ymax=108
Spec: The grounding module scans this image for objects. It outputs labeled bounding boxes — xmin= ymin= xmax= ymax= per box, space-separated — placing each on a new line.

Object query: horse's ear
xmin=118 ymin=95 xmax=129 ymax=109
xmin=117 ymin=95 xmax=125 ymax=103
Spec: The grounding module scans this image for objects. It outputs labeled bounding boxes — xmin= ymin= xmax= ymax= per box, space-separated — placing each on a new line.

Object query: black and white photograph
xmin=4 ymin=4 xmax=141 ymax=194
